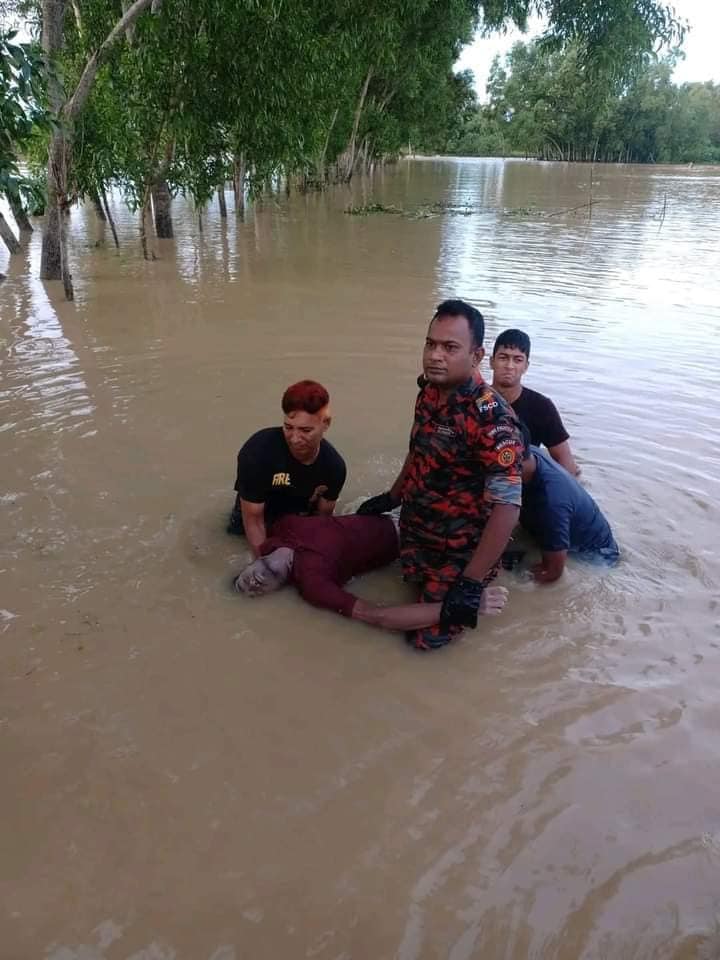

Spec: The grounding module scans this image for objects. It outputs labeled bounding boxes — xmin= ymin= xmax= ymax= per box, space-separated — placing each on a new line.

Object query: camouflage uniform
xmin=400 ymin=375 xmax=523 ymax=650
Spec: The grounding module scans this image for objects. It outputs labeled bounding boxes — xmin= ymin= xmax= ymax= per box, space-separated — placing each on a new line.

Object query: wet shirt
xmin=234 ymin=427 xmax=346 ymax=523
xmin=511 ymin=387 xmax=570 ymax=449
xmin=521 ymin=447 xmax=619 ymax=558
xmin=260 ymin=514 xmax=399 ymax=617
xmin=399 ymin=376 xmax=524 ymax=558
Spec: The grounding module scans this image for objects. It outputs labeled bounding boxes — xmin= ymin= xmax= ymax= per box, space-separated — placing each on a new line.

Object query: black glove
xmin=440 ymin=576 xmax=484 ymax=630
xmin=356 ymin=491 xmax=398 ymax=516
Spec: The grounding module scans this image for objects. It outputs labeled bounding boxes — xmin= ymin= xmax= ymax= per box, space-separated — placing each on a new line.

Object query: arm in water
xmin=240 ymin=499 xmax=267 ymax=557
xmin=463 ymin=502 xmax=520 ymax=582
xmin=531 ymin=550 xmax=567 ymax=583
xmin=547 ymin=440 xmax=580 ymax=477
xmin=352 ymin=589 xmax=508 ymax=631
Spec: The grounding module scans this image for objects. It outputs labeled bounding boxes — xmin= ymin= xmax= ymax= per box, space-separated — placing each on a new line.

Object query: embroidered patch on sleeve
xmin=497 ymin=447 xmax=516 ymax=468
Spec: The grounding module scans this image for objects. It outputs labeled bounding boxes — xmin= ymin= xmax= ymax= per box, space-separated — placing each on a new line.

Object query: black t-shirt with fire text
xmin=234 ymin=427 xmax=346 ymax=523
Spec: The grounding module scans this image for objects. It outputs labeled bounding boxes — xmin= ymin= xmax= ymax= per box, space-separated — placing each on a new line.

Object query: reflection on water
xmin=2 ymin=159 xmax=720 ymax=959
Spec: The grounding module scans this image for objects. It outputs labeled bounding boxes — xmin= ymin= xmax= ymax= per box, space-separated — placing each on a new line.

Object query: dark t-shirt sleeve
xmin=537 ymin=397 xmax=570 ymax=449
xmin=292 ymin=553 xmax=357 ymax=617
xmin=323 ymin=452 xmax=347 ymax=502
xmin=537 ymin=499 xmax=573 ymax=552
xmin=234 ymin=433 xmax=271 ymax=502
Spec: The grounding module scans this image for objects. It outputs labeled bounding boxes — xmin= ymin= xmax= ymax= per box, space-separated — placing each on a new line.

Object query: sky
xmin=456 ymin=0 xmax=720 ymax=100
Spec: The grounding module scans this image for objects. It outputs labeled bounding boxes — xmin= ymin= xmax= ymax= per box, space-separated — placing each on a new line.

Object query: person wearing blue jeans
xmin=521 ymin=446 xmax=619 ymax=583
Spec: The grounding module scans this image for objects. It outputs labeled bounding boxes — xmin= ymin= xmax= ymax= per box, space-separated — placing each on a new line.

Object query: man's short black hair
xmin=493 ymin=328 xmax=531 ymax=358
xmin=433 ymin=299 xmax=484 ymax=349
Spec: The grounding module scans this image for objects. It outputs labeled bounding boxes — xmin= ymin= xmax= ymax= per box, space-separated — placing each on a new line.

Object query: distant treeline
xmin=443 ymin=41 xmax=720 ymax=164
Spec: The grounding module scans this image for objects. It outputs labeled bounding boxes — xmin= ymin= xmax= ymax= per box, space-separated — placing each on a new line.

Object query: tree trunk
xmin=233 ymin=152 xmax=246 ymax=219
xmin=90 ymin=187 xmax=106 ymax=221
xmin=70 ymin=0 xmax=83 ymax=36
xmin=41 ymin=130 xmax=72 ymax=297
xmin=217 ymin=181 xmax=227 ymax=218
xmin=40 ymin=0 xmax=68 ymax=285
xmin=90 ymin=187 xmax=106 ymax=245
xmin=8 ymin=193 xmax=33 ymax=234
xmin=139 ymin=177 xmax=156 ymax=260
xmin=7 ymin=195 xmax=33 ymax=238
xmin=339 ymin=66 xmax=373 ymax=182
xmin=100 ymin=182 xmax=120 ymax=249
xmin=0 ymin=212 xmax=21 ymax=254
xmin=316 ymin=107 xmax=339 ymax=185
xmin=40 ymin=0 xmax=154 ymax=297
xmin=151 ymin=177 xmax=173 ymax=237
xmin=120 ymin=0 xmax=135 ymax=44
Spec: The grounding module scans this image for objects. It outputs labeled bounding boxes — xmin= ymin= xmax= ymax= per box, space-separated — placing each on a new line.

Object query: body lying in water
xmin=234 ymin=513 xmax=508 ymax=637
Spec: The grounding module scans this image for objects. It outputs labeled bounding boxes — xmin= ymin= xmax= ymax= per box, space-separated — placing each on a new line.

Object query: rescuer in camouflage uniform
xmin=358 ymin=299 xmax=523 ymax=650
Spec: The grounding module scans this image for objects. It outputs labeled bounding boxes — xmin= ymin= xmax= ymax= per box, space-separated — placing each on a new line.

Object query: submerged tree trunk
xmin=41 ymin=131 xmax=73 ymax=297
xmin=151 ymin=177 xmax=173 ymax=237
xmin=8 ymin=194 xmax=33 ymax=234
xmin=100 ymin=182 xmax=119 ymax=249
xmin=90 ymin=186 xmax=106 ymax=245
xmin=232 ymin=152 xmax=246 ymax=218
xmin=90 ymin=188 xmax=106 ymax=221
xmin=40 ymin=0 xmax=69 ymax=286
xmin=40 ymin=0 xmax=155 ymax=297
xmin=217 ymin=181 xmax=227 ymax=218
xmin=139 ymin=173 xmax=156 ymax=260
xmin=0 ymin=212 xmax=21 ymax=254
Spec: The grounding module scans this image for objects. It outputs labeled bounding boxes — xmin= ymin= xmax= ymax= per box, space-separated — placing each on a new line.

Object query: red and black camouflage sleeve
xmin=470 ymin=389 xmax=524 ymax=508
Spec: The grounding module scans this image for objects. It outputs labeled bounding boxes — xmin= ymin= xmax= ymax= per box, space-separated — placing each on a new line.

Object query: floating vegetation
xmin=504 ymin=205 xmax=541 ymax=217
xmin=346 ymin=198 xmax=599 ymax=221
xmin=344 ymin=202 xmax=403 ymax=215
xmin=346 ymin=198 xmax=485 ymax=219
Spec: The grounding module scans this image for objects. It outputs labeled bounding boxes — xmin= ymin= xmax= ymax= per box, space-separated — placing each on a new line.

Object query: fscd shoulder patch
xmin=498 ymin=447 xmax=516 ymax=467
xmin=476 ymin=392 xmax=499 ymax=415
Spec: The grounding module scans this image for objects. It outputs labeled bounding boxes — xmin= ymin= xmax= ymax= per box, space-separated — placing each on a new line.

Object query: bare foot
xmin=479 ymin=585 xmax=509 ymax=616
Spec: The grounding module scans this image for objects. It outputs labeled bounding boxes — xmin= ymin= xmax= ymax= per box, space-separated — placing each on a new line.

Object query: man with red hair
xmin=228 ymin=380 xmax=346 ymax=556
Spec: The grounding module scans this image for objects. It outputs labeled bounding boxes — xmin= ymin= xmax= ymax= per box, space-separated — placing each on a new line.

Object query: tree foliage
xmin=0 ymin=0 xmax=687 ymax=287
xmin=447 ymin=39 xmax=720 ymax=164
xmin=0 ymin=29 xmax=46 ymax=209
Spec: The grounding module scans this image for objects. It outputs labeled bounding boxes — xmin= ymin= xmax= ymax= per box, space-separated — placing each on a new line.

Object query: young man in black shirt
xmin=490 ymin=329 xmax=579 ymax=476
xmin=227 ymin=380 xmax=347 ymax=556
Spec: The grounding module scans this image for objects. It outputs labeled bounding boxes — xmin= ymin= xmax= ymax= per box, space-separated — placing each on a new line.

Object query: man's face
xmin=282 ymin=409 xmax=330 ymax=462
xmin=490 ymin=345 xmax=529 ymax=390
xmin=234 ymin=548 xmax=293 ymax=596
xmin=423 ymin=315 xmax=483 ymax=389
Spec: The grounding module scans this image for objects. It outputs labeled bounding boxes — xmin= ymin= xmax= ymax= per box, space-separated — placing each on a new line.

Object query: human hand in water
xmin=531 ymin=551 xmax=566 ymax=584
xmin=480 ymin=585 xmax=509 ymax=616
xmin=356 ymin=491 xmax=398 ymax=516
xmin=531 ymin=562 xmax=562 ymax=584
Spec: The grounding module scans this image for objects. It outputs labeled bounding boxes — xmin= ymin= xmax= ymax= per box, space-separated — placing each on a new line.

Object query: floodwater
xmin=2 ymin=158 xmax=720 ymax=959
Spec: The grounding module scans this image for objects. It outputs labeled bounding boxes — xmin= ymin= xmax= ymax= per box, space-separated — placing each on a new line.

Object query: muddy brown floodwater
xmin=2 ymin=158 xmax=720 ymax=959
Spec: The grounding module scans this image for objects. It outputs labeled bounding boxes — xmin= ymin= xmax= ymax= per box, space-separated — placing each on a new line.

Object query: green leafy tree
xmin=0 ymin=0 xmax=689 ymax=295
xmin=0 ymin=28 xmax=46 ymax=251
